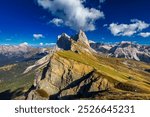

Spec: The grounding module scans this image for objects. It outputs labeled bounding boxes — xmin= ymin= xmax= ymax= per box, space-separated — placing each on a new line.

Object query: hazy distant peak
xmin=91 ymin=41 xmax=150 ymax=63
xmin=120 ymin=41 xmax=132 ymax=44
xmin=19 ymin=42 xmax=29 ymax=47
xmin=89 ymin=40 xmax=96 ymax=44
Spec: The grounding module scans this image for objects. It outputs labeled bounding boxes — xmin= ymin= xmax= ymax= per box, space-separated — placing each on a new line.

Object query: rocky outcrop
xmin=23 ymin=47 xmax=57 ymax=74
xmin=57 ymin=33 xmax=71 ymax=50
xmin=27 ymin=53 xmax=110 ymax=100
xmin=56 ymin=30 xmax=95 ymax=54
xmin=73 ymin=30 xmax=90 ymax=47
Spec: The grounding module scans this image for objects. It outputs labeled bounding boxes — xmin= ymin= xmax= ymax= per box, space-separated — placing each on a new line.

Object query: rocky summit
xmin=25 ymin=31 xmax=150 ymax=100
xmin=56 ymin=31 xmax=96 ymax=57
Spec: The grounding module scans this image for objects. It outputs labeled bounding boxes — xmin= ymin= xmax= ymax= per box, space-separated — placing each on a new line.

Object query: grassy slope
xmin=0 ymin=62 xmax=35 ymax=98
xmin=0 ymin=49 xmax=150 ymax=99
xmin=57 ymin=50 xmax=150 ymax=99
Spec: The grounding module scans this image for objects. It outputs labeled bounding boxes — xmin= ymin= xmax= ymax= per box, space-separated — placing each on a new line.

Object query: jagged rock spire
xmin=56 ymin=30 xmax=91 ymax=51
xmin=77 ymin=30 xmax=90 ymax=46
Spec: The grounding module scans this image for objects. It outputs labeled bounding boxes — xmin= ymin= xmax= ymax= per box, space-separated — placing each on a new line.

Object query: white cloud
xmin=108 ymin=19 xmax=150 ymax=36
xmin=40 ymin=42 xmax=44 ymax=46
xmin=33 ymin=34 xmax=44 ymax=39
xmin=103 ymin=24 xmax=108 ymax=27
xmin=49 ymin=18 xmax=63 ymax=26
xmin=37 ymin=0 xmax=104 ymax=31
xmin=19 ymin=42 xmax=28 ymax=46
xmin=45 ymin=43 xmax=56 ymax=46
xmin=139 ymin=32 xmax=150 ymax=38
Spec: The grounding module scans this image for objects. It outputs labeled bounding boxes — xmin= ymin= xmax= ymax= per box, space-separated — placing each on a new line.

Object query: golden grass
xmin=57 ymin=51 xmax=150 ymax=94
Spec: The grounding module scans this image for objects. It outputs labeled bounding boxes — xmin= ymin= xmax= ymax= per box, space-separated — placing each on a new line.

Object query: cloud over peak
xmin=108 ymin=19 xmax=150 ymax=36
xmin=37 ymin=0 xmax=104 ymax=31
xmin=33 ymin=34 xmax=44 ymax=39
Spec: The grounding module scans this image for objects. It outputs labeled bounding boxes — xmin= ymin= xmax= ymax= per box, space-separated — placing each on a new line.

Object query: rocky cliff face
xmin=27 ymin=53 xmax=110 ymax=100
xmin=73 ymin=30 xmax=90 ymax=47
xmin=56 ymin=30 xmax=95 ymax=54
xmin=57 ymin=33 xmax=71 ymax=50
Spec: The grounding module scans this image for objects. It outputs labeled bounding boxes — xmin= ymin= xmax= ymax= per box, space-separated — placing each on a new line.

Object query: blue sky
xmin=0 ymin=0 xmax=150 ymax=45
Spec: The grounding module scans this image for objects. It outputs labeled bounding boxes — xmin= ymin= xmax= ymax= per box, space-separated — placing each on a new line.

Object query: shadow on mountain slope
xmin=0 ymin=88 xmax=25 ymax=100
xmin=49 ymin=70 xmax=109 ymax=100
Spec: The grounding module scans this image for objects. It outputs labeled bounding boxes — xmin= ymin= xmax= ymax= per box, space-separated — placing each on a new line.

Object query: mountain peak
xmin=56 ymin=30 xmax=91 ymax=51
xmin=120 ymin=41 xmax=132 ymax=45
xmin=58 ymin=33 xmax=70 ymax=39
xmin=79 ymin=29 xmax=84 ymax=35
xmin=57 ymin=33 xmax=71 ymax=50
xmin=76 ymin=30 xmax=90 ymax=46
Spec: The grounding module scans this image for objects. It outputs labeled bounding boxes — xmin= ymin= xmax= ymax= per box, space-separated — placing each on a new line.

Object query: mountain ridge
xmin=0 ymin=30 xmax=150 ymax=100
xmin=0 ymin=45 xmax=49 ymax=66
xmin=24 ymin=30 xmax=150 ymax=100
xmin=90 ymin=41 xmax=150 ymax=63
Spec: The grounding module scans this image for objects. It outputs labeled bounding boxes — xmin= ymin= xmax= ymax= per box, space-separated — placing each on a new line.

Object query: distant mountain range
xmin=90 ymin=41 xmax=150 ymax=63
xmin=0 ymin=44 xmax=49 ymax=66
xmin=0 ymin=38 xmax=149 ymax=66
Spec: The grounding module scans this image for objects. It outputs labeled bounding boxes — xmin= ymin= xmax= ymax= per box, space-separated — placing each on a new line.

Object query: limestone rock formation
xmin=57 ymin=33 xmax=71 ymax=50
xmin=27 ymin=53 xmax=110 ymax=100
xmin=73 ymin=30 xmax=90 ymax=47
